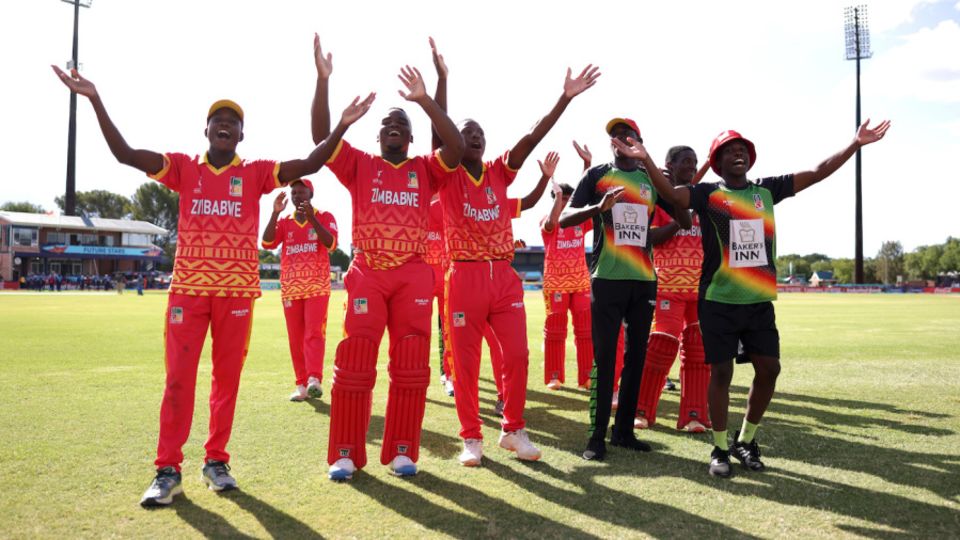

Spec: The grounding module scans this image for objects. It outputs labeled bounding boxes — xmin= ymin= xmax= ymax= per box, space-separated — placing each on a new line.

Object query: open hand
xmin=563 ymin=64 xmax=601 ymax=99
xmin=429 ymin=37 xmax=448 ymax=79
xmin=538 ymin=151 xmax=560 ymax=178
xmin=314 ymin=33 xmax=333 ymax=79
xmin=599 ymin=186 xmax=626 ymax=212
xmin=273 ymin=192 xmax=287 ymax=214
xmin=398 ymin=66 xmax=427 ymax=102
xmin=51 ymin=66 xmax=97 ymax=98
xmin=611 ymin=136 xmax=648 ymax=161
xmin=573 ymin=140 xmax=592 ymax=164
xmin=856 ymin=119 xmax=891 ymax=147
xmin=297 ymin=200 xmax=315 ymax=220
xmin=341 ymin=93 xmax=376 ymax=126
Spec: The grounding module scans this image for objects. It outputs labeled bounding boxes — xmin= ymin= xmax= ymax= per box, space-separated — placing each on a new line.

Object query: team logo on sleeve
xmin=485 ymin=187 xmax=497 ymax=204
xmin=753 ymin=193 xmax=765 ymax=210
xmin=453 ymin=312 xmax=466 ymax=327
xmin=170 ymin=307 xmax=184 ymax=324
xmin=229 ymin=177 xmax=243 ymax=197
xmin=354 ymin=298 xmax=368 ymax=314
xmin=308 ymin=228 xmax=318 ymax=241
xmin=407 ymin=171 xmax=419 ymax=189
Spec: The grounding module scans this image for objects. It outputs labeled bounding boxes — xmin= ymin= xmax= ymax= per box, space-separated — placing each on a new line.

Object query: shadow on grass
xmin=223 ymin=490 xmax=325 ymax=539
xmin=172 ymin=494 xmax=257 ymax=539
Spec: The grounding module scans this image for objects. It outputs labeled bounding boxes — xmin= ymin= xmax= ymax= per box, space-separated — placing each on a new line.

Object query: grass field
xmin=1 ymin=291 xmax=959 ymax=538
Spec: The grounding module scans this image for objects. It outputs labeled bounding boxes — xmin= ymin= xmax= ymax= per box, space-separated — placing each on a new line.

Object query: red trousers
xmin=156 ymin=294 xmax=255 ymax=471
xmin=282 ymin=294 xmax=330 ymax=385
xmin=447 ymin=260 xmax=528 ymax=439
xmin=343 ymin=257 xmax=433 ymax=342
xmin=430 ymin=262 xmax=454 ymax=378
xmin=542 ymin=289 xmax=592 ymax=385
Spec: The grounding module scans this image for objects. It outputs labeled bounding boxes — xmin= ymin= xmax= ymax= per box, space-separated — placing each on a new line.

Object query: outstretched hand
xmin=599 ymin=186 xmax=626 ymax=212
xmin=314 ymin=33 xmax=333 ymax=79
xmin=563 ymin=64 xmax=601 ymax=99
xmin=429 ymin=37 xmax=448 ymax=79
xmin=856 ymin=119 xmax=891 ymax=147
xmin=51 ymin=66 xmax=97 ymax=98
xmin=611 ymin=136 xmax=648 ymax=161
xmin=572 ymin=140 xmax=592 ymax=164
xmin=341 ymin=93 xmax=376 ymax=126
xmin=538 ymin=151 xmax=560 ymax=178
xmin=273 ymin=192 xmax=287 ymax=214
xmin=397 ymin=66 xmax=428 ymax=102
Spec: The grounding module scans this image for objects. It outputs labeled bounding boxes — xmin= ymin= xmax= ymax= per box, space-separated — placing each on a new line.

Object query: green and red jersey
xmin=569 ymin=163 xmax=672 ymax=281
xmin=686 ymin=175 xmax=794 ymax=304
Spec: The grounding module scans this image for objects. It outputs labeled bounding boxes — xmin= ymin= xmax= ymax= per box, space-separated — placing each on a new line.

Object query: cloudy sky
xmin=2 ymin=0 xmax=958 ymax=258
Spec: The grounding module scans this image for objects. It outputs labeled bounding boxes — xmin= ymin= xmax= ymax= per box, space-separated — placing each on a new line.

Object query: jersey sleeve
xmin=686 ymin=183 xmax=713 ymax=213
xmin=427 ymin=150 xmax=458 ymax=191
xmin=148 ymin=152 xmax=186 ymax=193
xmin=490 ymin=152 xmax=519 ymax=187
xmin=507 ymin=198 xmax=522 ymax=219
xmin=320 ymin=211 xmax=339 ymax=251
xmin=261 ymin=217 xmax=283 ymax=249
xmin=325 ymin=140 xmax=361 ymax=188
xmin=569 ymin=167 xmax=601 ymax=209
xmin=254 ymin=159 xmax=281 ymax=195
xmin=759 ymin=175 xmax=796 ymax=204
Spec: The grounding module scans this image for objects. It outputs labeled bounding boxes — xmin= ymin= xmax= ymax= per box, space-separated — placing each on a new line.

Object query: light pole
xmin=61 ymin=0 xmax=92 ymax=217
xmin=844 ymin=5 xmax=871 ymax=284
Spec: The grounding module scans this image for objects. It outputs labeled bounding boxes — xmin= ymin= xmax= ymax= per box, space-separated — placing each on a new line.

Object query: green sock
xmin=739 ymin=420 xmax=759 ymax=443
xmin=713 ymin=429 xmax=729 ymax=451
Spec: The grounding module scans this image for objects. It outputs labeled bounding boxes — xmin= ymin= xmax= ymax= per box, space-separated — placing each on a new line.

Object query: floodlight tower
xmin=61 ymin=0 xmax=93 ymax=217
xmin=845 ymin=5 xmax=871 ymax=284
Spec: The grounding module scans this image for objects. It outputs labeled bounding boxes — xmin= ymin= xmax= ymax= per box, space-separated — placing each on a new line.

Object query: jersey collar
xmin=202 ymin=153 xmax=242 ymax=175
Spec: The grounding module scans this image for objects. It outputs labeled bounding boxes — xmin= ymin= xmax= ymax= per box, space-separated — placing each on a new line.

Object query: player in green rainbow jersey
xmin=611 ymin=119 xmax=890 ymax=477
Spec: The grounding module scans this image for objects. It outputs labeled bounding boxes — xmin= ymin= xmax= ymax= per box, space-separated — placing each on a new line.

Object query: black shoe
xmin=582 ymin=438 xmax=606 ymax=461
xmin=732 ymin=431 xmax=765 ymax=471
xmin=709 ymin=446 xmax=732 ymax=478
xmin=609 ymin=432 xmax=652 ymax=452
xmin=664 ymin=378 xmax=677 ymax=391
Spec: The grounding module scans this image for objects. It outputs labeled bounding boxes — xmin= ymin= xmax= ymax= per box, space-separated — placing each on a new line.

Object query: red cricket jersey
xmin=437 ymin=154 xmax=521 ymax=261
xmin=261 ymin=209 xmax=338 ymax=301
xmin=541 ymin=217 xmax=592 ymax=292
xmin=652 ymin=206 xmax=703 ymax=294
xmin=325 ymin=140 xmax=453 ymax=270
xmin=151 ymin=152 xmax=280 ymax=298
xmin=424 ymin=197 xmax=448 ymax=267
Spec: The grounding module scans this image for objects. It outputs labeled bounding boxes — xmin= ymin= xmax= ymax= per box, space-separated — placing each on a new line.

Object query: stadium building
xmin=0 ymin=211 xmax=168 ymax=286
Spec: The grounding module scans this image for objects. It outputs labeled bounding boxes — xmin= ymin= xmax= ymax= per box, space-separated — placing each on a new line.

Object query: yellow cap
xmin=207 ymin=99 xmax=244 ymax=122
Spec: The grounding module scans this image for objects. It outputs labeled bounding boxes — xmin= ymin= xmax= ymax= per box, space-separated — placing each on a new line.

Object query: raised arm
xmin=429 ymin=37 xmax=448 ymax=151
xmin=298 ymin=200 xmax=336 ymax=249
xmin=52 ymin=66 xmax=164 ymax=175
xmin=573 ymin=140 xmax=593 ymax=172
xmin=262 ymin=192 xmax=287 ymax=246
xmin=280 ymin=93 xmax=376 ymax=183
xmin=310 ymin=34 xmax=333 ymax=145
xmin=520 ymin=151 xmax=558 ymax=211
xmin=611 ymin=137 xmax=691 ymax=209
xmin=542 ymin=180 xmax=564 ymax=233
xmin=507 ymin=65 xmax=601 ymax=170
xmin=398 ymin=65 xmax=464 ymax=168
xmin=792 ymin=119 xmax=891 ymax=194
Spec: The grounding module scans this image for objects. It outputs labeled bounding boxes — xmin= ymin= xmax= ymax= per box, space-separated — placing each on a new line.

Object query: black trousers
xmin=588 ymin=278 xmax=657 ymax=441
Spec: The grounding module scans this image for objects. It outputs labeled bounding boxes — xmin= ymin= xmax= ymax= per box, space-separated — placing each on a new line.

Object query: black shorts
xmin=698 ymin=299 xmax=780 ymax=365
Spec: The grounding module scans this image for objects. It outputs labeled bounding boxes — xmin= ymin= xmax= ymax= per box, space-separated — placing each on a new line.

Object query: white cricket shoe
xmin=306 ymin=377 xmax=323 ymax=399
xmin=388 ymin=455 xmax=418 ymax=477
xmin=328 ymin=458 xmax=356 ymax=481
xmin=458 ymin=439 xmax=483 ymax=467
xmin=499 ymin=429 xmax=541 ymax=461
xmin=289 ymin=385 xmax=308 ymax=402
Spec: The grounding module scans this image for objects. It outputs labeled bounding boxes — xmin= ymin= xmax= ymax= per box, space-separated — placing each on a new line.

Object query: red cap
xmin=708 ymin=130 xmax=756 ymax=176
xmin=605 ymin=117 xmax=641 ymax=140
xmin=290 ymin=178 xmax=314 ymax=192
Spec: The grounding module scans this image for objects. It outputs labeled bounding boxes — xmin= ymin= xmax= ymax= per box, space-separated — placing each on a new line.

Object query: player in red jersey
xmin=52 ymin=58 xmax=374 ymax=506
xmin=262 ymin=179 xmax=338 ymax=402
xmin=540 ymin=141 xmax=595 ymax=390
xmin=634 ymin=147 xmax=711 ymax=432
xmin=611 ymin=119 xmax=890 ymax=477
xmin=312 ymin=57 xmax=465 ymax=480
xmin=429 ymin=38 xmax=598 ymax=466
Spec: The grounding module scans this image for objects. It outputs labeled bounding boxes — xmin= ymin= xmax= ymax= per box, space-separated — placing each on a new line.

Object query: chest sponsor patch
xmin=729 ymin=219 xmax=768 ymax=268
xmin=611 ymin=203 xmax=649 ymax=247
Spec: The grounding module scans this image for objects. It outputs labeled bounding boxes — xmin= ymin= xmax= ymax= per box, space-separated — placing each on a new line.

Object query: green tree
xmin=876 ymin=241 xmax=904 ymax=284
xmin=940 ymin=237 xmax=960 ymax=274
xmin=776 ymin=254 xmax=811 ymax=279
xmin=259 ymin=249 xmax=280 ymax=264
xmin=810 ymin=259 xmax=833 ymax=274
xmin=1 ymin=201 xmax=45 ymax=213
xmin=330 ymin=247 xmax=351 ymax=270
xmin=130 ymin=182 xmax=179 ymax=238
xmin=55 ymin=190 xmax=132 ymax=219
xmin=832 ymin=258 xmax=854 ymax=283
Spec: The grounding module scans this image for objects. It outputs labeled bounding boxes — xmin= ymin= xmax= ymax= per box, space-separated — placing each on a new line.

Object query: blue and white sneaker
xmin=140 ymin=467 xmax=183 ymax=507
xmin=201 ymin=460 xmax=237 ymax=491
xmin=329 ymin=458 xmax=356 ymax=481
xmin=388 ymin=455 xmax=417 ymax=477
